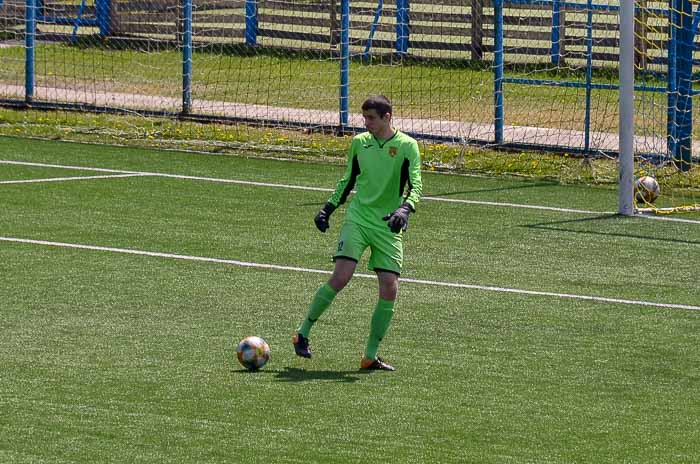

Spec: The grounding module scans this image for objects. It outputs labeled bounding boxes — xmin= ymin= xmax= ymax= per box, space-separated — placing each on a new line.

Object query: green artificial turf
xmin=1 ymin=137 xmax=699 ymax=463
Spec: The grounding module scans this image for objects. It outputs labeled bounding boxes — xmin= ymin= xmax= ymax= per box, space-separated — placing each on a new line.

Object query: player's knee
xmin=329 ymin=270 xmax=353 ymax=292
xmin=328 ymin=275 xmax=351 ymax=292
xmin=379 ymin=286 xmax=397 ymax=301
xmin=378 ymin=277 xmax=398 ymax=300
xmin=329 ymin=258 xmax=356 ymax=291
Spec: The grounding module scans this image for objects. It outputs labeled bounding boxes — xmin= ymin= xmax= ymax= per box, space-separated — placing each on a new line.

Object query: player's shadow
xmin=525 ymin=214 xmax=700 ymax=246
xmin=297 ymin=202 xmax=331 ymax=207
xmin=298 ymin=182 xmax=554 ymax=207
xmin=427 ymin=181 xmax=557 ymax=198
xmin=273 ymin=367 xmax=361 ymax=383
xmin=297 ymin=181 xmax=553 ymax=208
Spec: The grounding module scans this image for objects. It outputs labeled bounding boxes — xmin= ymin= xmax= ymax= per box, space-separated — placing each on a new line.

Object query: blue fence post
xmin=583 ymin=0 xmax=593 ymax=151
xmin=674 ymin=0 xmax=693 ymax=171
xmin=182 ymin=0 xmax=193 ymax=114
xmin=245 ymin=0 xmax=258 ymax=46
xmin=667 ymin=1 xmax=677 ymax=159
xmin=396 ymin=0 xmax=409 ymax=55
xmin=551 ymin=0 xmax=562 ymax=65
xmin=493 ymin=0 xmax=504 ymax=144
xmin=25 ymin=0 xmax=35 ymax=104
xmin=339 ymin=0 xmax=350 ymax=130
xmin=95 ymin=0 xmax=111 ymax=37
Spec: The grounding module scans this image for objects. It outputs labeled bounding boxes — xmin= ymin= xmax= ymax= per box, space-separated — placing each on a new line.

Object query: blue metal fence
xmin=494 ymin=0 xmax=696 ymax=164
xmin=15 ymin=0 xmax=700 ymax=162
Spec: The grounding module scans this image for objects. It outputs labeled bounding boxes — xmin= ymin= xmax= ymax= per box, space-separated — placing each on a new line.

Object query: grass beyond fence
xmin=0 ymin=42 xmax=679 ymax=137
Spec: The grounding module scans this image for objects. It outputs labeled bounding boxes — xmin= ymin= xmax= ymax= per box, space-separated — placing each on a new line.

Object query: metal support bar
xmin=363 ymin=0 xmax=384 ymax=61
xmin=584 ymin=0 xmax=593 ymax=151
xmin=396 ymin=0 xmax=409 ymax=54
xmin=339 ymin=0 xmax=350 ymax=129
xmin=182 ymin=0 xmax=193 ymax=114
xmin=494 ymin=0 xmax=504 ymax=144
xmin=551 ymin=0 xmax=562 ymax=64
xmin=25 ymin=0 xmax=36 ymax=104
xmin=245 ymin=0 xmax=258 ymax=46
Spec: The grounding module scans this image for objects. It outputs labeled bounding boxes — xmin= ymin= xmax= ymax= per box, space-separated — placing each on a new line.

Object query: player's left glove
xmin=314 ymin=202 xmax=336 ymax=233
xmin=382 ymin=202 xmax=413 ymax=233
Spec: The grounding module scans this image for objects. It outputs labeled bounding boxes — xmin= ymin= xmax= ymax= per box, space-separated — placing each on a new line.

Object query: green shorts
xmin=333 ymin=221 xmax=403 ymax=275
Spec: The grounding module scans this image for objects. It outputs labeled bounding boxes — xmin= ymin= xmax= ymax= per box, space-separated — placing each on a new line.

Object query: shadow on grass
xmin=525 ymin=214 xmax=700 ymax=246
xmin=427 ymin=181 xmax=558 ymax=198
xmin=273 ymin=367 xmax=362 ymax=383
xmin=297 ymin=202 xmax=326 ymax=207
xmin=298 ymin=182 xmax=556 ymax=209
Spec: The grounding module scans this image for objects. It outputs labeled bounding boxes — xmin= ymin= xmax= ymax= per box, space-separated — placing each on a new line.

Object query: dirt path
xmin=0 ymin=83 xmax=688 ymax=156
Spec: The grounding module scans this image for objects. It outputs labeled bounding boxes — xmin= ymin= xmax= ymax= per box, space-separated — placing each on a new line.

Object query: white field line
xmin=2 ymin=160 xmax=700 ymax=224
xmin=0 ymin=159 xmax=613 ymax=215
xmin=1 ymin=236 xmax=699 ymax=312
xmin=0 ymin=173 xmax=150 ymax=185
xmin=638 ymin=215 xmax=700 ymax=225
xmin=0 ymin=160 xmax=333 ymax=193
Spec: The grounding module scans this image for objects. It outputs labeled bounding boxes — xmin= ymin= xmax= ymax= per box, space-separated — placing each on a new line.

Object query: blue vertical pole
xmin=584 ymin=0 xmax=593 ymax=151
xmin=95 ymin=0 xmax=111 ymax=37
xmin=339 ymin=0 xmax=350 ymax=129
xmin=25 ymin=0 xmax=35 ymax=103
xmin=245 ymin=0 xmax=257 ymax=46
xmin=675 ymin=0 xmax=693 ymax=171
xmin=551 ymin=0 xmax=561 ymax=65
xmin=182 ymin=0 xmax=192 ymax=114
xmin=493 ymin=0 xmax=504 ymax=144
xmin=667 ymin=1 xmax=677 ymax=158
xmin=396 ymin=0 xmax=409 ymax=55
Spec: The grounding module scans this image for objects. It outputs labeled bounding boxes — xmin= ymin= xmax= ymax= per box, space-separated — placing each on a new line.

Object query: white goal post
xmin=618 ymin=0 xmax=635 ymax=216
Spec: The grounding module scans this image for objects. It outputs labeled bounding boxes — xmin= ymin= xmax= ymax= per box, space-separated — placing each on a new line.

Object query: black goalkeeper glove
xmin=382 ymin=202 xmax=413 ymax=233
xmin=314 ymin=202 xmax=336 ymax=233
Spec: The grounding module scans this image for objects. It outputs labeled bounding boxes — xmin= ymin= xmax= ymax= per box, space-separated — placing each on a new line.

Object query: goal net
xmin=0 ymin=0 xmax=698 ymax=215
xmin=624 ymin=0 xmax=700 ymax=214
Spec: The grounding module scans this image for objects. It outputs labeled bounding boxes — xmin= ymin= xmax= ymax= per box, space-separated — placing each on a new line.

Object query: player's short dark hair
xmin=361 ymin=95 xmax=392 ymax=118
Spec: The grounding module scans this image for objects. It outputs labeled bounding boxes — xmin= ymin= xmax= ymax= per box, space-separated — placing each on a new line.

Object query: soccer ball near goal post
xmin=635 ymin=176 xmax=660 ymax=204
xmin=236 ymin=336 xmax=271 ymax=371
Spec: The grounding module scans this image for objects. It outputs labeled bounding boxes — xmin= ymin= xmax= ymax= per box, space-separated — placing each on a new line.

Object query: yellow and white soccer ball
xmin=635 ymin=175 xmax=660 ymax=204
xmin=236 ymin=336 xmax=271 ymax=371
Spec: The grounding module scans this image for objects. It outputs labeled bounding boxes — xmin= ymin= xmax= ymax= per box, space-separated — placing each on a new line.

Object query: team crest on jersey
xmin=388 ymin=147 xmax=398 ymax=157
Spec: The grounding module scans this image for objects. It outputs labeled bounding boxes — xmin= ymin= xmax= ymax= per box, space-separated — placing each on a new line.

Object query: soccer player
xmin=293 ymin=95 xmax=423 ymax=371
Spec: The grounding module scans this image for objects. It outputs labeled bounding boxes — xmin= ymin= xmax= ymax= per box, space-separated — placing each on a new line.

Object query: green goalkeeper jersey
xmin=327 ymin=130 xmax=423 ymax=230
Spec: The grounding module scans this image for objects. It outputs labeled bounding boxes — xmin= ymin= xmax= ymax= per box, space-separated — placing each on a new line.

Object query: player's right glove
xmin=382 ymin=202 xmax=413 ymax=233
xmin=314 ymin=202 xmax=336 ymax=233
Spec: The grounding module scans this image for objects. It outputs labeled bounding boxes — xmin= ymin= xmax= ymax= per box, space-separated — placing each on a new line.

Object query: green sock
xmin=297 ymin=283 xmax=338 ymax=338
xmin=364 ymin=298 xmax=395 ymax=360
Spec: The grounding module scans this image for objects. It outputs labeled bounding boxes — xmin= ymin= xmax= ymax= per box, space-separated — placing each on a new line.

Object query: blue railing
xmin=33 ymin=0 xmax=110 ymax=37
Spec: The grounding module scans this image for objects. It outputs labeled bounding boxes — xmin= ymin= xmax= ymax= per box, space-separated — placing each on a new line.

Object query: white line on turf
xmin=0 ymin=173 xmax=150 ymax=184
xmin=1 ymin=236 xmax=698 ymax=312
xmin=2 ymin=159 xmax=699 ymax=224
xmin=0 ymin=159 xmax=613 ymax=215
xmin=0 ymin=160 xmax=332 ymax=192
xmin=639 ymin=215 xmax=700 ymax=225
